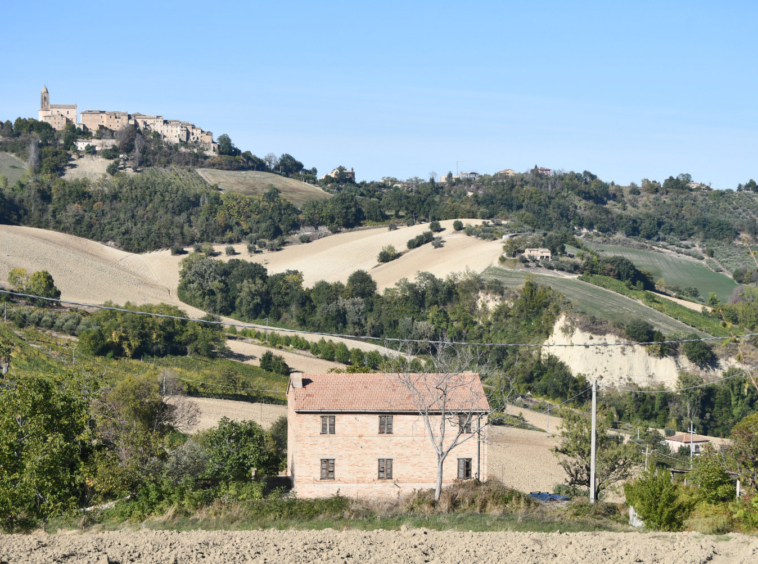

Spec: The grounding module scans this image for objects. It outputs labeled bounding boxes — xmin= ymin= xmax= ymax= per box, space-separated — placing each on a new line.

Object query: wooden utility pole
xmin=590 ymin=379 xmax=598 ymax=504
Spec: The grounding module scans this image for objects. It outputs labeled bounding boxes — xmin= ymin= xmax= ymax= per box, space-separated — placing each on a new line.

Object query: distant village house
xmin=665 ymin=432 xmax=712 ymax=456
xmin=320 ymin=167 xmax=355 ymax=181
xmin=74 ymin=139 xmax=117 ymax=152
xmin=524 ymin=248 xmax=552 ymax=260
xmin=287 ymin=372 xmax=489 ymax=498
xmin=497 ymin=169 xmax=516 ymax=177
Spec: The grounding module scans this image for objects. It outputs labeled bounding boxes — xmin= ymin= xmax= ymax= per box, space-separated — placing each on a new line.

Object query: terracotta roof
xmin=667 ymin=433 xmax=712 ymax=443
xmin=290 ymin=373 xmax=490 ymax=413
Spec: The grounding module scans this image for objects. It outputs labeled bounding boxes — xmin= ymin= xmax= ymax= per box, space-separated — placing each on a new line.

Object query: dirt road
xmin=1 ymin=529 xmax=756 ymax=563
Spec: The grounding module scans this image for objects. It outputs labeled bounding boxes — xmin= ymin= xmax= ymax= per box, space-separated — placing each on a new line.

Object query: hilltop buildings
xmin=287 ymin=372 xmax=489 ymax=498
xmin=37 ymin=87 xmax=217 ymax=154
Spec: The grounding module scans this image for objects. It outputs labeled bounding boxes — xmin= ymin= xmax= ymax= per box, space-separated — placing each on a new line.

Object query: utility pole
xmin=645 ymin=444 xmax=650 ymax=471
xmin=265 ymin=317 xmax=269 ymax=343
xmin=546 ymin=404 xmax=550 ymax=437
xmin=6 ymin=230 xmax=8 ymax=257
xmin=590 ymin=379 xmax=598 ymax=504
xmin=688 ymin=421 xmax=696 ymax=469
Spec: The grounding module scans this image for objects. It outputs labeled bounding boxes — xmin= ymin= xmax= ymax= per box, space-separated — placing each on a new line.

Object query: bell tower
xmin=41 ymin=86 xmax=49 ymax=110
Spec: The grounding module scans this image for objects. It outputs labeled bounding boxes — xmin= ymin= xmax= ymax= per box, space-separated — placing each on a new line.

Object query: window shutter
xmin=329 ymin=416 xmax=335 ymax=434
xmin=378 ymin=459 xmax=385 ymax=479
xmin=387 ymin=415 xmax=393 ymax=434
xmin=379 ymin=416 xmax=385 ymax=434
xmin=321 ymin=459 xmax=327 ymax=479
xmin=329 ymin=459 xmax=335 ymax=479
xmin=386 ymin=459 xmax=392 ymax=479
xmin=321 ymin=417 xmax=327 ymax=434
xmin=458 ymin=459 xmax=464 ymax=479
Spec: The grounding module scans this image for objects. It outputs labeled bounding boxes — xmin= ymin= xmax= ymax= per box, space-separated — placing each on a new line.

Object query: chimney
xmin=292 ymin=374 xmax=303 ymax=388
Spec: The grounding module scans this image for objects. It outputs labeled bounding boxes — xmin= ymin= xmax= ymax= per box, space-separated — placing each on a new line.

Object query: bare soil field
xmin=210 ymin=219 xmax=502 ymax=291
xmin=196 ymin=169 xmax=331 ymax=208
xmin=488 ymin=427 xmax=564 ymax=494
xmin=174 ymin=396 xmax=286 ymax=433
xmin=2 ymin=529 xmax=756 ymax=563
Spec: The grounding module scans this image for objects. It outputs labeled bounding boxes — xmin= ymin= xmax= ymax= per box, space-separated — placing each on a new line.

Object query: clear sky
xmin=2 ymin=1 xmax=756 ymax=188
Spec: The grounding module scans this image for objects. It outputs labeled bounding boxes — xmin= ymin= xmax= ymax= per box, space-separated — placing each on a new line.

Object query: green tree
xmin=690 ymin=444 xmax=735 ymax=503
xmin=217 ymin=134 xmax=240 ymax=157
xmin=730 ymin=413 xmax=758 ymax=492
xmin=453 ymin=220 xmax=463 ymax=231
xmin=624 ymin=470 xmax=693 ymax=531
xmin=25 ymin=270 xmax=61 ymax=306
xmin=203 ymin=418 xmax=279 ymax=481
xmin=346 ymin=270 xmax=377 ymax=300
xmin=553 ymin=410 xmax=640 ymax=499
xmin=625 ymin=318 xmax=654 ymax=342
xmin=682 ymin=334 xmax=715 ymax=367
xmin=0 ymin=374 xmax=90 ymax=531
xmin=259 ymin=350 xmax=289 ymax=375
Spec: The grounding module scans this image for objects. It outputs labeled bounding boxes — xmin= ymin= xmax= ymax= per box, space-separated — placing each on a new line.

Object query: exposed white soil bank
xmin=544 ymin=315 xmax=736 ymax=390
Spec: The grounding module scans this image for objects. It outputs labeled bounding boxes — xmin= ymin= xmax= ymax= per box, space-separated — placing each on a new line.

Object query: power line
xmin=599 ymin=365 xmax=758 ymax=394
xmin=1 ymin=288 xmax=751 ymax=349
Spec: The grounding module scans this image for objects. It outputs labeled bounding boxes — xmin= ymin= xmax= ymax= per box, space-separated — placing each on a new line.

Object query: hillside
xmin=482 ymin=266 xmax=701 ymax=335
xmin=0 ymin=151 xmax=26 ymax=185
xmin=587 ymin=242 xmax=737 ymax=302
xmin=196 ymin=168 xmax=331 ymax=208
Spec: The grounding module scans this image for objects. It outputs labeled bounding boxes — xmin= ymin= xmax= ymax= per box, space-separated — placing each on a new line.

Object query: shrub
xmin=625 ymin=318 xmax=655 ymax=342
xmin=299 ymin=234 xmax=311 ymax=244
xmin=431 ymin=237 xmax=443 ymax=249
xmin=202 ymin=243 xmax=216 ymax=256
xmin=683 ymin=334 xmax=715 ymax=367
xmin=430 ymin=220 xmax=442 ymax=232
xmin=193 ymin=243 xmax=203 ymax=253
xmin=624 ymin=470 xmax=694 ymax=531
xmin=225 ymin=246 xmax=236 ymax=256
xmin=170 ymin=245 xmax=185 ymax=256
xmin=405 ymin=217 xmax=415 ymax=227
xmin=453 ymin=220 xmax=463 ymax=231
xmin=259 ymin=350 xmax=289 ymax=375
xmin=106 ymin=159 xmax=120 ymax=175
xmin=247 ymin=242 xmax=256 ymax=255
xmin=690 ymin=444 xmax=735 ymax=503
xmin=406 ymin=231 xmax=434 ymax=250
xmin=378 ymin=245 xmax=398 ymax=263
xmin=388 ymin=222 xmax=397 ymax=231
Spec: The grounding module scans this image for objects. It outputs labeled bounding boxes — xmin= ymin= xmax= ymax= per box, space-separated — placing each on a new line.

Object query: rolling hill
xmin=482 ymin=266 xmax=703 ymax=335
xmin=196 ymin=169 xmax=331 ymax=208
xmin=586 ymin=243 xmax=737 ymax=302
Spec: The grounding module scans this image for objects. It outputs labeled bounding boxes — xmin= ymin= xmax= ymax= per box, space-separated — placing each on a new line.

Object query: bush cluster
xmin=406 ymin=231 xmax=434 ymax=250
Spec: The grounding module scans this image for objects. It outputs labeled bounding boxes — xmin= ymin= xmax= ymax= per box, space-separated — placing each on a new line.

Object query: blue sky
xmin=2 ymin=1 xmax=756 ymax=187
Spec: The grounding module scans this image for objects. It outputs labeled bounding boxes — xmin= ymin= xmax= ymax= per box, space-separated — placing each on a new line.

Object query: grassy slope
xmin=2 ymin=323 xmax=288 ymax=404
xmin=196 ymin=169 xmax=331 ymax=208
xmin=483 ymin=266 xmax=703 ymax=335
xmin=0 ymin=152 xmax=26 ymax=185
xmin=586 ymin=243 xmax=737 ymax=302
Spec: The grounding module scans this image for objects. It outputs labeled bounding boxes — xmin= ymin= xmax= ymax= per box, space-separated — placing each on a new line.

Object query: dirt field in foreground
xmin=2 ymin=529 xmax=756 ymax=563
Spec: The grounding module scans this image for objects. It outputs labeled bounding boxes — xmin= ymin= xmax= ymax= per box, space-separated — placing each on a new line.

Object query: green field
xmin=586 ymin=243 xmax=737 ymax=302
xmin=196 ymin=169 xmax=331 ymax=208
xmin=0 ymin=152 xmax=27 ymax=185
xmin=483 ymin=267 xmax=703 ymax=335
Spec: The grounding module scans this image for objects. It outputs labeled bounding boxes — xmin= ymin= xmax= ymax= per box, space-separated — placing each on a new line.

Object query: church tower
xmin=41 ymin=86 xmax=49 ymax=110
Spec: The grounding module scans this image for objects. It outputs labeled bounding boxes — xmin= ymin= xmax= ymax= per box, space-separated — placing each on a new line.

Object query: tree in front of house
xmin=553 ymin=410 xmax=640 ymax=500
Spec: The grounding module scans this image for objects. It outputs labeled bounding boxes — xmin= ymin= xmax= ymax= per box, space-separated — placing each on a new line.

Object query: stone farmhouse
xmin=665 ymin=432 xmax=712 ymax=456
xmin=524 ymin=248 xmax=552 ymax=260
xmin=37 ymin=87 xmax=217 ymax=154
xmin=287 ymin=372 xmax=489 ymax=498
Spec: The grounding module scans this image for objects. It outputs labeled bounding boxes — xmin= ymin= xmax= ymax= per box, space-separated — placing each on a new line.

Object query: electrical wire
xmin=0 ymin=288 xmax=749 ymax=349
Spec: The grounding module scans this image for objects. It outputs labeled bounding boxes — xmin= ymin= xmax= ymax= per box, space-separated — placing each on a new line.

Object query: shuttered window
xmin=457 ymin=458 xmax=472 ymax=479
xmin=378 ymin=459 xmax=393 ymax=480
xmin=321 ymin=459 xmax=335 ymax=480
xmin=458 ymin=414 xmax=472 ymax=434
xmin=379 ymin=415 xmax=394 ymax=434
xmin=321 ymin=416 xmax=335 ymax=434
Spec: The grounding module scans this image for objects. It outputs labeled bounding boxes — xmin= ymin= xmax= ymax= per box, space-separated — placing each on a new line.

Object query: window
xmin=378 ymin=459 xmax=393 ymax=480
xmin=320 ymin=459 xmax=335 ymax=480
xmin=321 ymin=415 xmax=335 ymax=434
xmin=459 ymin=414 xmax=472 ymax=434
xmin=457 ymin=458 xmax=472 ymax=480
xmin=379 ymin=415 xmax=394 ymax=434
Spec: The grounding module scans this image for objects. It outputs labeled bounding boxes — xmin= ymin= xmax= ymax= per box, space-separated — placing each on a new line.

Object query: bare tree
xmin=429 ymin=171 xmax=438 ymax=182
xmin=264 ymin=153 xmax=279 ymax=171
xmin=388 ymin=342 xmax=513 ymax=501
xmin=27 ymin=137 xmax=40 ymax=171
xmin=132 ymin=134 xmax=146 ymax=168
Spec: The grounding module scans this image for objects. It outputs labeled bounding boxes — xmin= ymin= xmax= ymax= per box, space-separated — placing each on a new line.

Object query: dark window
xmin=459 ymin=414 xmax=472 ymax=434
xmin=457 ymin=458 xmax=472 ymax=479
xmin=378 ymin=459 xmax=393 ymax=480
xmin=321 ymin=415 xmax=335 ymax=434
xmin=321 ymin=459 xmax=335 ymax=480
xmin=379 ymin=415 xmax=394 ymax=434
